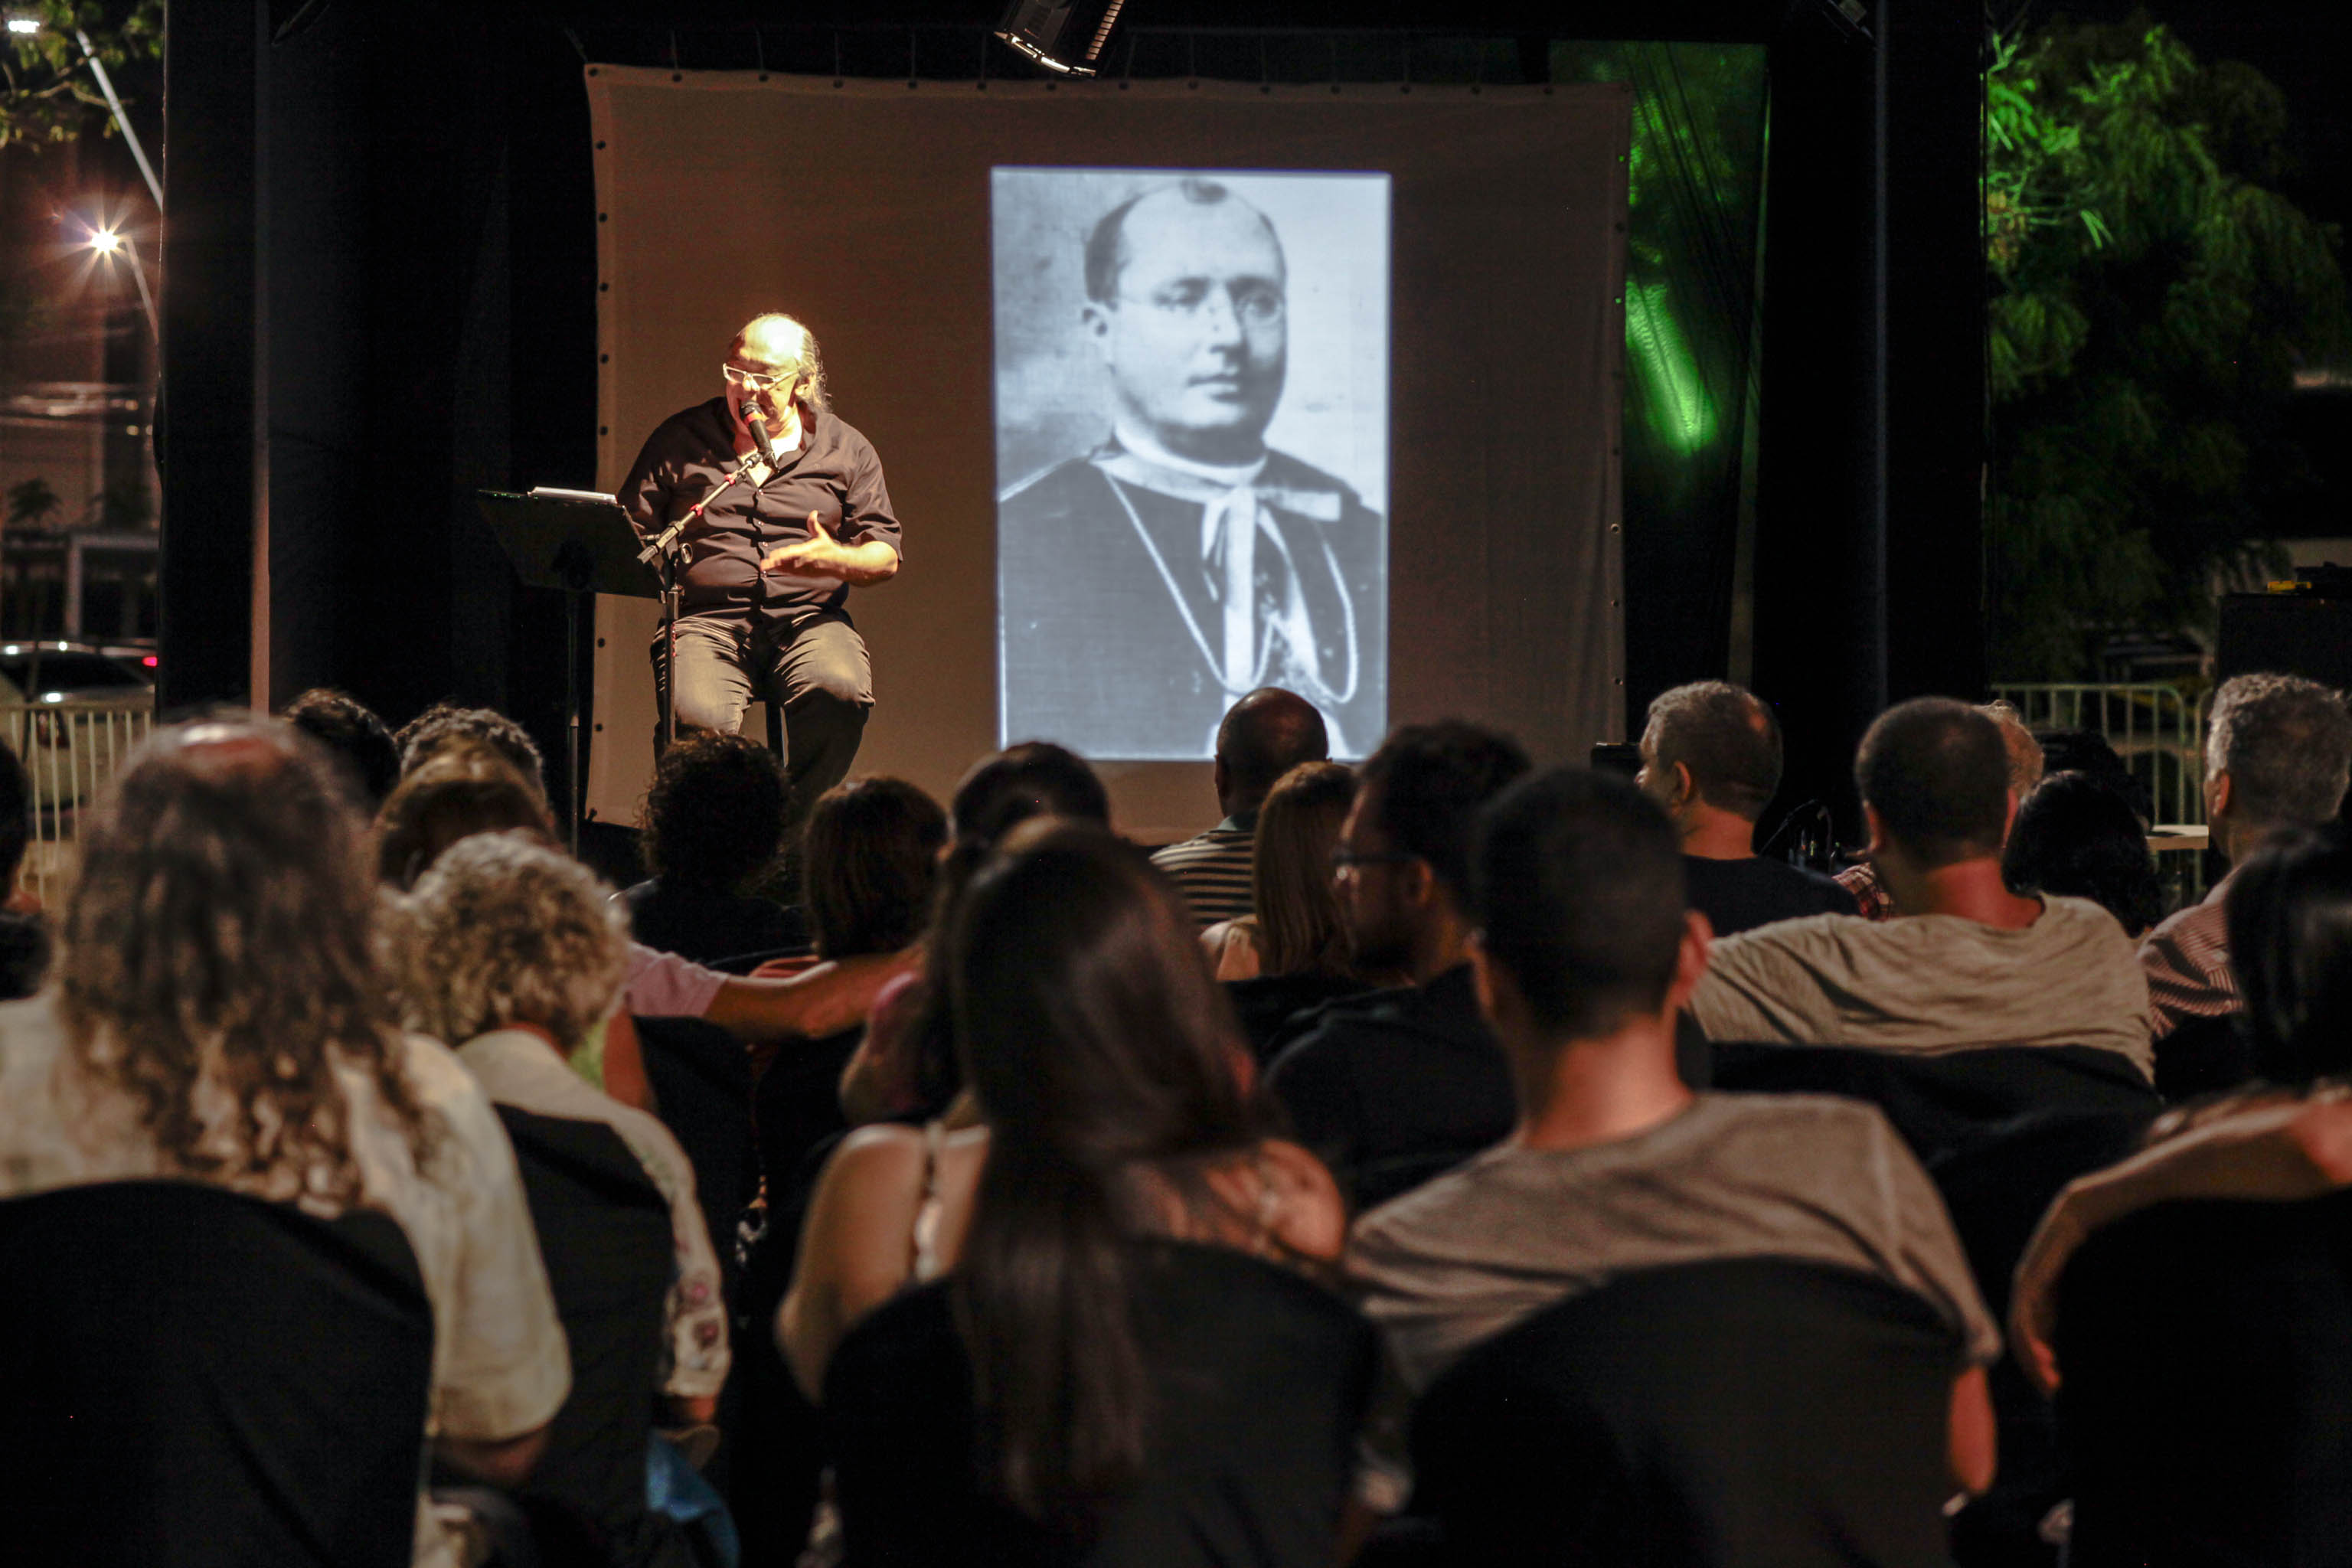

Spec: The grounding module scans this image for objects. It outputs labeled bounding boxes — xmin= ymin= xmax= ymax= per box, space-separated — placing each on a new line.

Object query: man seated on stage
xmin=999 ymin=178 xmax=1384 ymax=760
xmin=1152 ymin=686 xmax=1331 ymax=928
xmin=1687 ymin=697 xmax=2151 ymax=1073
xmin=1348 ymin=768 xmax=1998 ymax=1504
xmin=2139 ymin=672 xmax=2352 ymax=1040
xmin=1265 ymin=721 xmax=1528 ymax=1213
xmin=1635 ymin=681 xmax=1854 ymax=936
xmin=622 ymin=312 xmax=901 ymax=822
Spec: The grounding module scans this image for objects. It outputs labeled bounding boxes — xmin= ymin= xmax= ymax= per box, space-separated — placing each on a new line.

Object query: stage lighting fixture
xmin=994 ymin=0 xmax=1132 ymax=77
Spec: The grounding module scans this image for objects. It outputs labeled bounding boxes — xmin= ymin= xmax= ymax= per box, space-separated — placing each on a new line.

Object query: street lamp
xmin=85 ymin=223 xmax=158 ymax=342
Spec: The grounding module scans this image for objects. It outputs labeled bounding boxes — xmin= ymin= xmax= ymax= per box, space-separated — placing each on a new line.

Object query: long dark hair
xmin=801 ymin=776 xmax=946 ymax=959
xmin=947 ymin=822 xmax=1263 ymax=1535
xmin=2226 ymin=823 xmax=2352 ymax=1086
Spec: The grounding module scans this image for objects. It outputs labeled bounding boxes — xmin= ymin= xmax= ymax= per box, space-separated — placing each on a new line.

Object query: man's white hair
xmin=730 ymin=312 xmax=828 ymax=410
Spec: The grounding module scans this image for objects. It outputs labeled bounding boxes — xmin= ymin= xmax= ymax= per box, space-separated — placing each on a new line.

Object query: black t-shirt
xmin=1265 ymin=965 xmax=1517 ymax=1214
xmin=1682 ymin=854 xmax=1856 ymax=938
xmin=825 ymin=1240 xmax=1379 ymax=1568
xmin=622 ymin=878 xmax=808 ymax=967
xmin=619 ymin=398 xmax=901 ymax=623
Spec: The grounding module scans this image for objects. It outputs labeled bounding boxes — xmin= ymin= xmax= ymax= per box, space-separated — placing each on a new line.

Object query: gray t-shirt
xmin=1688 ymin=894 xmax=2152 ymax=1075
xmin=1348 ymin=1092 xmax=2001 ymax=1393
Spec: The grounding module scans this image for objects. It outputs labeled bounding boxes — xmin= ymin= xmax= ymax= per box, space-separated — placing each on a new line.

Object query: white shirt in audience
xmin=0 ymin=995 xmax=571 ymax=1568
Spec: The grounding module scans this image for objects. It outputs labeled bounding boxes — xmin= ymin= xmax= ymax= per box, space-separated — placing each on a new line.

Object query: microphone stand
xmin=639 ymin=452 xmax=769 ymax=750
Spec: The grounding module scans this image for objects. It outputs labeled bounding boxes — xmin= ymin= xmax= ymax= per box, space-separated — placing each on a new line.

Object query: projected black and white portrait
xmin=995 ymin=168 xmax=1390 ymax=760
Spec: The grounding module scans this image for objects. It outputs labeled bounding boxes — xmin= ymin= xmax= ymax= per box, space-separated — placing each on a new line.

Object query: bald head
xmin=1215 ymin=688 xmax=1330 ymax=815
xmin=726 ymin=312 xmax=828 ymax=411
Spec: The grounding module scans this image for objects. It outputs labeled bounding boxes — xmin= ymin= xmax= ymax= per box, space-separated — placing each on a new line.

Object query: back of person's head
xmin=1472 ymin=768 xmax=1688 ymax=1040
xmin=1358 ymin=721 xmax=1534 ymax=903
xmin=1642 ymin=681 xmax=1781 ymax=822
xmin=949 ymin=741 xmax=1110 ymax=844
xmin=642 ymin=730 xmax=788 ymax=893
xmin=1215 ymin=688 xmax=1331 ymax=812
xmin=57 ymin=717 xmax=423 ymax=1206
xmin=802 ymin=776 xmax=948 ymax=960
xmin=2034 ymin=728 xmax=2151 ymax=822
xmin=1977 ymin=701 xmax=2047 ymax=801
xmin=390 ymin=831 xmax=629 ymax=1052
xmin=0 ymin=734 xmax=28 ymax=890
xmin=279 ymin=688 xmax=401 ymax=808
xmin=2001 ymin=772 xmax=2164 ymax=937
xmin=396 ymin=701 xmax=547 ymax=795
xmin=948 ymin=820 xmax=1259 ymax=1534
xmin=374 ymin=743 xmax=557 ymax=890
xmin=1253 ymin=761 xmax=1356 ymax=976
xmin=2206 ymin=673 xmax=2352 ymax=835
xmin=2226 ymin=824 xmax=2352 ymax=1086
xmin=1854 ymin=698 xmax=2012 ymax=867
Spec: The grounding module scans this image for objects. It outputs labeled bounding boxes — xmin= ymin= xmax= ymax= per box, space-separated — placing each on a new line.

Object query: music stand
xmin=474 ymin=488 xmax=663 ymax=854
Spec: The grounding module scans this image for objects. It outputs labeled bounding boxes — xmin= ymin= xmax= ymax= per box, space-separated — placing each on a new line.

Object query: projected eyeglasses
xmin=1125 ymin=283 xmax=1285 ymax=328
xmin=723 ymin=364 xmax=794 ymax=391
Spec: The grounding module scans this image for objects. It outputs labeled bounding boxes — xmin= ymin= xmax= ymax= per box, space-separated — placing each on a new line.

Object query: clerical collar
xmin=1112 ymin=420 xmax=1266 ymax=488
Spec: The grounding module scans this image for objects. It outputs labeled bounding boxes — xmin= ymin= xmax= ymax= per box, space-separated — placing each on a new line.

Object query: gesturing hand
xmin=761 ymin=511 xmax=848 ymax=577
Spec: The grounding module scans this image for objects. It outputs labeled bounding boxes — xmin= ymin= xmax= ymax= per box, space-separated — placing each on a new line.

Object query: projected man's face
xmin=1085 ymin=192 xmax=1287 ymax=466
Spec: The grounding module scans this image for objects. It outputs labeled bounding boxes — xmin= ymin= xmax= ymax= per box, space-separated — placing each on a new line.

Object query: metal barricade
xmin=1992 ymin=682 xmax=2209 ymax=903
xmin=0 ymin=697 xmax=155 ymax=908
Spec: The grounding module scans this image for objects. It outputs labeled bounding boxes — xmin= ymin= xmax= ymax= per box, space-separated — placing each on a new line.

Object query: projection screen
xmin=585 ymin=70 xmax=1627 ymax=839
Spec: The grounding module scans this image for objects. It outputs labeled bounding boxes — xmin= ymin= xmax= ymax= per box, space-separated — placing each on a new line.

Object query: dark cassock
xmin=998 ymin=439 xmax=1387 ymax=760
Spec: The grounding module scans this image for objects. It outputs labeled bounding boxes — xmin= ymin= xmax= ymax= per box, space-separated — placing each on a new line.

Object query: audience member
xmin=377 ymin=743 xmax=560 ymax=890
xmin=1348 ymin=767 xmax=1998 ymax=1505
xmin=811 ymin=823 xmax=1372 ymax=1564
xmin=397 ymin=700 xmax=547 ymax=793
xmin=1201 ymin=759 xmax=1354 ymax=979
xmin=1839 ymin=699 xmax=2043 ymax=921
xmin=1265 ymin=721 xmax=1531 ymax=1211
xmin=281 ymin=687 xmax=403 ymax=808
xmin=2139 ymin=673 xmax=2352 ymax=1039
xmin=2012 ymin=822 xmax=2352 ymax=1393
xmin=2002 ymin=770 xmax=2164 ymax=939
xmin=388 ymin=832 xmax=729 ymax=1560
xmin=1635 ymin=681 xmax=1854 ymax=935
xmin=625 ymin=730 xmax=803 ymax=963
xmin=1210 ymin=762 xmax=1396 ymax=1060
xmin=835 ymin=742 xmax=1109 ymax=1126
xmin=0 ymin=737 xmax=45 ymax=997
xmin=0 ymin=719 xmax=568 ymax=1568
xmin=760 ymin=777 xmax=946 ymax=1200
xmin=1690 ymin=697 xmax=2151 ymax=1071
xmin=1153 ymin=687 xmax=1330 ymax=927
xmin=377 ymin=743 xmax=901 ymax=1060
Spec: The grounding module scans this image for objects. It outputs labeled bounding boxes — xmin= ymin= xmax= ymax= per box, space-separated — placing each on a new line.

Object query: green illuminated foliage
xmin=0 ymin=1 xmax=159 ymax=149
xmin=1985 ymin=21 xmax=2349 ymax=678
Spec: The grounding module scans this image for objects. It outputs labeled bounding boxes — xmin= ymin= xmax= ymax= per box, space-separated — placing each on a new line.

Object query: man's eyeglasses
xmin=1124 ymin=283 xmax=1285 ymax=328
xmin=1331 ymin=848 xmax=1418 ymax=873
xmin=723 ymin=364 xmax=791 ymax=391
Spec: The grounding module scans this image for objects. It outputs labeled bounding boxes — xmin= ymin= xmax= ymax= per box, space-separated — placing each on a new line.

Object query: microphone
xmin=742 ymin=385 xmax=780 ymax=467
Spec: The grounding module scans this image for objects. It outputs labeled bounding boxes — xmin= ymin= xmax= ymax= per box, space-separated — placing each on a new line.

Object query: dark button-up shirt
xmin=621 ymin=397 xmax=902 ymax=622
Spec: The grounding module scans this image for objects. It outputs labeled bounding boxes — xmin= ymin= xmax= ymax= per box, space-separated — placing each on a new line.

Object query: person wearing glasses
xmin=619 ymin=312 xmax=901 ymax=823
xmin=1263 ymin=721 xmax=1530 ymax=1214
xmin=998 ymin=178 xmax=1384 ymax=761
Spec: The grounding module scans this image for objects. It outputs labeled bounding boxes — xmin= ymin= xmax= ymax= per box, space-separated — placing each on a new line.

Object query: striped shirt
xmin=2138 ymin=873 xmax=2239 ymax=1039
xmin=1152 ymin=818 xmax=1256 ymax=928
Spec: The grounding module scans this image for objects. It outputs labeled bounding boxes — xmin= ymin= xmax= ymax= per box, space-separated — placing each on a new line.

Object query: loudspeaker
xmin=2215 ymin=593 xmax=2352 ymax=691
